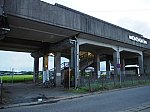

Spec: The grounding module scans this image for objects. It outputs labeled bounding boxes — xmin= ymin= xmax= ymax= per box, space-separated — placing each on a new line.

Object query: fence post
xmin=102 ymin=76 xmax=104 ymax=90
xmin=113 ymin=75 xmax=115 ymax=87
xmin=144 ymin=75 xmax=146 ymax=84
xmin=88 ymin=76 xmax=91 ymax=92
xmin=131 ymin=75 xmax=133 ymax=85
xmin=122 ymin=74 xmax=125 ymax=87
xmin=138 ymin=75 xmax=140 ymax=84
xmin=0 ymin=83 xmax=3 ymax=104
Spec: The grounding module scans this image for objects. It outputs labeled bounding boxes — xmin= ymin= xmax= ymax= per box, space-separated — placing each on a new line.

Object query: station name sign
xmin=129 ymin=35 xmax=147 ymax=44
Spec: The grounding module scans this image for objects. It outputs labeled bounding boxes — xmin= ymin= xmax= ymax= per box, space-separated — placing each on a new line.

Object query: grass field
xmin=0 ymin=75 xmax=34 ymax=83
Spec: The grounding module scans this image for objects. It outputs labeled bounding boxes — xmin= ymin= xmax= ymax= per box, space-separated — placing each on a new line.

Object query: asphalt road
xmin=1 ymin=86 xmax=150 ymax=112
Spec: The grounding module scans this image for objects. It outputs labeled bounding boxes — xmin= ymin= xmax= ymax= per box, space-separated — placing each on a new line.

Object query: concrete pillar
xmin=106 ymin=60 xmax=110 ymax=77
xmin=138 ymin=54 xmax=144 ymax=75
xmin=75 ymin=41 xmax=80 ymax=88
xmin=94 ymin=54 xmax=100 ymax=78
xmin=70 ymin=39 xmax=80 ymax=88
xmin=122 ymin=59 xmax=126 ymax=76
xmin=113 ymin=48 xmax=121 ymax=76
xmin=43 ymin=55 xmax=48 ymax=71
xmin=43 ymin=54 xmax=49 ymax=83
xmin=106 ymin=60 xmax=110 ymax=71
xmin=54 ymin=52 xmax=61 ymax=86
xmin=33 ymin=57 xmax=39 ymax=83
xmin=70 ymin=46 xmax=74 ymax=69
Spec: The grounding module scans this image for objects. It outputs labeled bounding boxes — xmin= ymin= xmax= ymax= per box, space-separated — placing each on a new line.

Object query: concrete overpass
xmin=0 ymin=0 xmax=150 ymax=88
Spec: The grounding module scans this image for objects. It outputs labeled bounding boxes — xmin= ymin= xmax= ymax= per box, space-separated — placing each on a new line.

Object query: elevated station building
xmin=1 ymin=0 xmax=150 ymax=88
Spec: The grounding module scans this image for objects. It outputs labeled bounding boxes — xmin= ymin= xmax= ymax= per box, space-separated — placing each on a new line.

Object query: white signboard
xmin=129 ymin=35 xmax=147 ymax=44
xmin=56 ymin=73 xmax=61 ymax=76
xmin=43 ymin=70 xmax=50 ymax=83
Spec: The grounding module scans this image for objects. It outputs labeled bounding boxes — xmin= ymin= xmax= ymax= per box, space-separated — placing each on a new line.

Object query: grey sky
xmin=0 ymin=0 xmax=150 ymax=71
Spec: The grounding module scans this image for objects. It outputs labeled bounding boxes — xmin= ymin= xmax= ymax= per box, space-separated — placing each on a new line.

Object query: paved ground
xmin=140 ymin=108 xmax=150 ymax=112
xmin=119 ymin=102 xmax=150 ymax=112
xmin=0 ymin=85 xmax=150 ymax=112
xmin=1 ymin=82 xmax=78 ymax=105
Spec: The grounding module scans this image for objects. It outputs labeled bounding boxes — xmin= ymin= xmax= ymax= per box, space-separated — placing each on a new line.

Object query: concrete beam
xmin=119 ymin=47 xmax=142 ymax=56
xmin=6 ymin=0 xmax=150 ymax=49
xmin=78 ymin=38 xmax=116 ymax=51
xmin=31 ymin=38 xmax=73 ymax=58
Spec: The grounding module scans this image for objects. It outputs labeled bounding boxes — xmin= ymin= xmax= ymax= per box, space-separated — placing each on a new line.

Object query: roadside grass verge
xmin=0 ymin=75 xmax=42 ymax=83
xmin=0 ymin=75 xmax=34 ymax=83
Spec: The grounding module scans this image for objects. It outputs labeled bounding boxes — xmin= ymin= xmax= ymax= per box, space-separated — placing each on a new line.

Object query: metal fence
xmin=80 ymin=74 xmax=150 ymax=92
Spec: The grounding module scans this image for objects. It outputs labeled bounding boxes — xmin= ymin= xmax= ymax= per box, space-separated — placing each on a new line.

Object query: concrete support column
xmin=54 ymin=52 xmax=61 ymax=87
xmin=70 ymin=46 xmax=74 ymax=69
xmin=138 ymin=54 xmax=144 ymax=75
xmin=75 ymin=41 xmax=80 ymax=88
xmin=106 ymin=60 xmax=110 ymax=77
xmin=33 ymin=57 xmax=39 ymax=83
xmin=94 ymin=54 xmax=100 ymax=78
xmin=113 ymin=48 xmax=121 ymax=76
xmin=43 ymin=54 xmax=49 ymax=83
xmin=43 ymin=55 xmax=48 ymax=71
xmin=70 ymin=39 xmax=80 ymax=88
xmin=122 ymin=59 xmax=126 ymax=76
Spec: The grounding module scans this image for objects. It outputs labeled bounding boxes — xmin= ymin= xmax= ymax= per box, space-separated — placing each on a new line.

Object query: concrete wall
xmin=1 ymin=0 xmax=150 ymax=49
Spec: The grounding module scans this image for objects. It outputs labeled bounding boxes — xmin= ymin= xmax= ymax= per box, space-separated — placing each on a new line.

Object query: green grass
xmin=0 ymin=75 xmax=34 ymax=83
xmin=67 ymin=87 xmax=89 ymax=93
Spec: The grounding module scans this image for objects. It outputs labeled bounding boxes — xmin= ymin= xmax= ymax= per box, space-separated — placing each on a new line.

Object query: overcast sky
xmin=0 ymin=0 xmax=150 ymax=71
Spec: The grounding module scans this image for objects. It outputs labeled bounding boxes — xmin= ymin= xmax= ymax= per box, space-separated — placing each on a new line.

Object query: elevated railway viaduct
xmin=0 ymin=0 xmax=150 ymax=87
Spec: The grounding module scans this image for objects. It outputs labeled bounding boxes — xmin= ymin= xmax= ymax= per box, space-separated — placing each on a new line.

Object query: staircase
xmin=49 ymin=52 xmax=95 ymax=75
xmin=79 ymin=52 xmax=94 ymax=70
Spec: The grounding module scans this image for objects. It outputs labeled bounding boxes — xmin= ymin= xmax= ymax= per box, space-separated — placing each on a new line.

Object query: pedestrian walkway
xmin=1 ymin=83 xmax=78 ymax=106
xmin=1 ymin=83 xmax=150 ymax=111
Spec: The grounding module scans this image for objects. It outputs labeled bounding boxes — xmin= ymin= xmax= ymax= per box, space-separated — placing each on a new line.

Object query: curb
xmin=0 ymin=85 xmax=149 ymax=109
xmin=0 ymin=94 xmax=86 ymax=109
